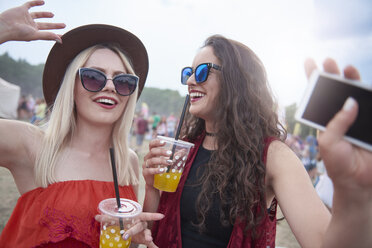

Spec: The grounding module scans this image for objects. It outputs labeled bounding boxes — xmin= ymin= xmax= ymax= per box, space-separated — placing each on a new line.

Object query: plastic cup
xmin=98 ymin=198 xmax=142 ymax=248
xmin=153 ymin=135 xmax=194 ymax=192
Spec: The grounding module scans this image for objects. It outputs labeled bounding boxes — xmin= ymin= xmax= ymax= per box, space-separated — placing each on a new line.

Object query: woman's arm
xmin=268 ymin=59 xmax=372 ymax=248
xmin=0 ymin=0 xmax=64 ymax=167
xmin=319 ymin=96 xmax=372 ymax=248
xmin=0 ymin=119 xmax=42 ymax=195
xmin=0 ymin=0 xmax=64 ymax=191
xmin=306 ymin=58 xmax=372 ymax=248
xmin=0 ymin=0 xmax=65 ymax=44
xmin=266 ymin=141 xmax=331 ymax=248
xmin=142 ymin=138 xmax=172 ymax=228
xmin=0 ymin=120 xmax=41 ymax=170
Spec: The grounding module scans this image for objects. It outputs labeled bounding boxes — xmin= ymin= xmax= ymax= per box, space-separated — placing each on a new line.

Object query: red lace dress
xmin=152 ymin=134 xmax=277 ymax=248
xmin=0 ymin=180 xmax=137 ymax=248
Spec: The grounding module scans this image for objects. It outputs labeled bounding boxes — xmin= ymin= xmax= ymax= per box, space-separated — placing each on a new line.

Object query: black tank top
xmin=180 ymin=146 xmax=233 ymax=248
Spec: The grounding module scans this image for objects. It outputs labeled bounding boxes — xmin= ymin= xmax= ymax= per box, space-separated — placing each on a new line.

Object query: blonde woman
xmin=0 ymin=1 xmax=163 ymax=247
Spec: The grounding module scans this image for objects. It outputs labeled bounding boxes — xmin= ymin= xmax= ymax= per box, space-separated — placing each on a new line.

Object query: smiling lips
xmin=94 ymin=97 xmax=118 ymax=109
xmin=189 ymin=91 xmax=205 ymax=102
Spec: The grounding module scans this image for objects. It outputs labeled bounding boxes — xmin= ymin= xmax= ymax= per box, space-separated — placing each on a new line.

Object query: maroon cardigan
xmin=152 ymin=134 xmax=277 ymax=248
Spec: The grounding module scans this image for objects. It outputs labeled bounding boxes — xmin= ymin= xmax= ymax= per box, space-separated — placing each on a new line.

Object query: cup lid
xmin=157 ymin=135 xmax=195 ymax=148
xmin=98 ymin=198 xmax=142 ymax=218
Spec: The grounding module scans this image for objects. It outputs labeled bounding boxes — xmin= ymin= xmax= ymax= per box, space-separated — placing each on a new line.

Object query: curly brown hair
xmin=181 ymin=35 xmax=286 ymax=234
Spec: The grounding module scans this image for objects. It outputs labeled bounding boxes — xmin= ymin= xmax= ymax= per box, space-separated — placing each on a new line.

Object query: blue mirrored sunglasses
xmin=181 ymin=63 xmax=221 ymax=85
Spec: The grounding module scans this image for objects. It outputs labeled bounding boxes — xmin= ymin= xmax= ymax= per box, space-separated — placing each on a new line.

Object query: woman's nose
xmin=102 ymin=78 xmax=116 ymax=93
xmin=186 ymin=73 xmax=197 ymax=86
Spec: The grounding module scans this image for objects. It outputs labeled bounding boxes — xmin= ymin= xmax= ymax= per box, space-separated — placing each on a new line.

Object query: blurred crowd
xmin=16 ymin=94 xmax=47 ymax=125
xmin=285 ymin=133 xmax=334 ymax=211
xmin=131 ymin=111 xmax=179 ymax=154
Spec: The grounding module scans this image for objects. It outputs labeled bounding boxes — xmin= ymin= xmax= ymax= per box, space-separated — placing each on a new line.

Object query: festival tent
xmin=0 ymin=77 xmax=20 ymax=119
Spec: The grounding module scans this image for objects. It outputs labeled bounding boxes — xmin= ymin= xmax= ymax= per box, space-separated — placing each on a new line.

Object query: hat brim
xmin=42 ymin=24 xmax=148 ymax=106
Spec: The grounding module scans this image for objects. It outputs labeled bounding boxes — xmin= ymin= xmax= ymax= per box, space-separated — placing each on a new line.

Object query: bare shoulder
xmin=16 ymin=120 xmax=44 ymax=151
xmin=265 ymin=140 xmax=303 ymax=182
xmin=267 ymin=140 xmax=294 ymax=158
xmin=0 ymin=119 xmax=43 ymax=169
xmin=1 ymin=119 xmax=43 ymax=136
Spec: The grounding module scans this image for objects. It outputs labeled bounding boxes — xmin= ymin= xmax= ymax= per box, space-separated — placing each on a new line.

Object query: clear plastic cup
xmin=98 ymin=198 xmax=142 ymax=248
xmin=153 ymin=136 xmax=194 ymax=192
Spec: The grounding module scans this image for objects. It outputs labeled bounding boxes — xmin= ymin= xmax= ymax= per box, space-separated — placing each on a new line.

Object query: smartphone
xmin=295 ymin=71 xmax=372 ymax=152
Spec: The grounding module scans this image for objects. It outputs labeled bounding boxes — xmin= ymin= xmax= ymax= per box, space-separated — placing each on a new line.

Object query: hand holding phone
xmin=296 ymin=70 xmax=372 ymax=152
xmin=298 ymin=59 xmax=372 ymax=248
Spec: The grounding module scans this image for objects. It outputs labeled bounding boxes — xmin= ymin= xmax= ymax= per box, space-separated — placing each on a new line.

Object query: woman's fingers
xmin=143 ymin=138 xmax=173 ymax=170
xmin=144 ymin=156 xmax=172 ymax=169
xmin=304 ymin=58 xmax=317 ymax=79
xmin=148 ymin=138 xmax=166 ymax=149
xmin=94 ymin=214 xmax=112 ymax=223
xmin=30 ymin=11 xmax=54 ymax=19
xmin=36 ymin=22 xmax=66 ymax=30
xmin=146 ymin=240 xmax=159 ymax=248
xmin=143 ymin=139 xmax=166 ymax=160
xmin=343 ymin=65 xmax=361 ymax=81
xmin=322 ymin=58 xmax=341 ymax=75
xmin=123 ymin=220 xmax=147 ymax=240
xmin=94 ymin=214 xmax=103 ymax=222
xmin=138 ymin=212 xmax=165 ymax=222
xmin=2 ymin=0 xmax=66 ymax=43
xmin=24 ymin=0 xmax=45 ymax=9
xmin=131 ymin=229 xmax=159 ymax=248
xmin=29 ymin=30 xmax=62 ymax=42
xmin=123 ymin=213 xmax=164 ymax=239
xmin=143 ymin=228 xmax=154 ymax=242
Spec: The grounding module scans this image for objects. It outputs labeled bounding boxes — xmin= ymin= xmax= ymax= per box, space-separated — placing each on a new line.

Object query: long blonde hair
xmin=35 ymin=44 xmax=139 ymax=187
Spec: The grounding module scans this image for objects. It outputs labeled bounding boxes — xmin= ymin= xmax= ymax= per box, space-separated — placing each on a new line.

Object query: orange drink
xmin=153 ymin=136 xmax=194 ymax=192
xmin=154 ymin=170 xmax=182 ymax=192
xmin=98 ymin=198 xmax=142 ymax=248
xmin=100 ymin=225 xmax=131 ymax=248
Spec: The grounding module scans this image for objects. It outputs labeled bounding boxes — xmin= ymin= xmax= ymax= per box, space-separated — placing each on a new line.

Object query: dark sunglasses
xmin=181 ymin=63 xmax=221 ymax=85
xmin=78 ymin=68 xmax=138 ymax=96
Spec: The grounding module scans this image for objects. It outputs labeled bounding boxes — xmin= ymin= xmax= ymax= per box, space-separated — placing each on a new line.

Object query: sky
xmin=0 ymin=0 xmax=371 ymax=108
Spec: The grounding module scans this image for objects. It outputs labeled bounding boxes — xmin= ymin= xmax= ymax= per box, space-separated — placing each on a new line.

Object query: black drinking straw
xmin=109 ymin=148 xmax=124 ymax=232
xmin=166 ymin=94 xmax=189 ymax=172
xmin=174 ymin=94 xmax=189 ymax=141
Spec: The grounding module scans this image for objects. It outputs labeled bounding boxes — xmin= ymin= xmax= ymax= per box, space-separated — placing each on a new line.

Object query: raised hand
xmin=95 ymin=212 xmax=164 ymax=248
xmin=142 ymin=138 xmax=172 ymax=188
xmin=0 ymin=0 xmax=65 ymax=44
xmin=304 ymin=58 xmax=372 ymax=247
xmin=124 ymin=212 xmax=164 ymax=248
xmin=304 ymin=58 xmax=372 ymax=189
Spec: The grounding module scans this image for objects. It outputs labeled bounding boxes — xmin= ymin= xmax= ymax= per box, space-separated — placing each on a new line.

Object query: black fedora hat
xmin=42 ymin=24 xmax=149 ymax=106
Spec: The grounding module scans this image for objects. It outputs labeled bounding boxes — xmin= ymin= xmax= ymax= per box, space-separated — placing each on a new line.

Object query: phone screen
xmin=297 ymin=72 xmax=372 ymax=150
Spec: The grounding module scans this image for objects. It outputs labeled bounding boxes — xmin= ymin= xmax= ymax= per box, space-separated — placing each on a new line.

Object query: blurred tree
xmin=284 ymin=102 xmax=317 ymax=139
xmin=284 ymin=103 xmax=297 ymax=134
xmin=137 ymin=87 xmax=184 ymax=117
xmin=0 ymin=52 xmax=43 ymax=97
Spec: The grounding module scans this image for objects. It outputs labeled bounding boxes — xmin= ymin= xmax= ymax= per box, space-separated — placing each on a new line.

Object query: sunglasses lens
xmin=195 ymin=64 xmax=209 ymax=83
xmin=114 ymin=75 xmax=138 ymax=96
xmin=80 ymin=69 xmax=105 ymax=92
xmin=181 ymin=67 xmax=192 ymax=85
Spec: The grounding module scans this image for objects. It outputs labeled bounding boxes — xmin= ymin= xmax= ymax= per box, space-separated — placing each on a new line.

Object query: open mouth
xmin=95 ymin=98 xmax=117 ymax=106
xmin=190 ymin=92 xmax=205 ymax=101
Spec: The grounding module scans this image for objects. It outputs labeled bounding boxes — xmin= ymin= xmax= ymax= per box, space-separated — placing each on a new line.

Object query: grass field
xmin=0 ymin=167 xmax=20 ymax=232
xmin=0 ymin=137 xmax=300 ymax=247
